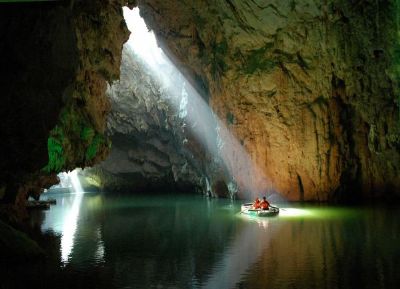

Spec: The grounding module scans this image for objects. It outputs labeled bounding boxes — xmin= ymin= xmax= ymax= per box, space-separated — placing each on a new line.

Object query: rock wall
xmin=0 ymin=0 xmax=399 ymax=204
xmin=83 ymin=48 xmax=204 ymax=193
xmin=138 ymin=0 xmax=400 ymax=201
xmin=0 ymin=0 xmax=131 ymax=211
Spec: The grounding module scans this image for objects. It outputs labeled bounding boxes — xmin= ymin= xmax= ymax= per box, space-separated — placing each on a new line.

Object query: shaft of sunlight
xmin=124 ymin=8 xmax=166 ymax=70
xmin=123 ymin=7 xmax=277 ymax=200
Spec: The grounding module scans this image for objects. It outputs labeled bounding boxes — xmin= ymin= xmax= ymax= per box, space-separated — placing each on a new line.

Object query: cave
xmin=0 ymin=1 xmax=399 ymax=288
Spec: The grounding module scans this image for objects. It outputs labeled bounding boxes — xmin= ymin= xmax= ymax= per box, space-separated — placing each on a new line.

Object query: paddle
xmin=240 ymin=205 xmax=251 ymax=214
xmin=240 ymin=203 xmax=258 ymax=214
xmin=270 ymin=205 xmax=286 ymax=211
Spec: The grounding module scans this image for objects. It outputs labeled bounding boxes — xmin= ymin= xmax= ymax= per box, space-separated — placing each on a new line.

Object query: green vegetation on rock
xmin=226 ymin=111 xmax=235 ymax=125
xmin=390 ymin=1 xmax=400 ymax=123
xmin=392 ymin=43 xmax=400 ymax=115
xmin=388 ymin=0 xmax=400 ymax=141
xmin=85 ymin=133 xmax=106 ymax=161
xmin=81 ymin=126 xmax=95 ymax=142
xmin=241 ymin=44 xmax=310 ymax=75
xmin=210 ymin=39 xmax=228 ymax=80
xmin=43 ymin=126 xmax=66 ymax=173
xmin=242 ymin=43 xmax=276 ymax=74
xmin=42 ymin=102 xmax=108 ymax=173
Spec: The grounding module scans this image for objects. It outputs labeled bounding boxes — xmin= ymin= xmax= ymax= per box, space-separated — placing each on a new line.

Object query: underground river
xmin=3 ymin=191 xmax=399 ymax=289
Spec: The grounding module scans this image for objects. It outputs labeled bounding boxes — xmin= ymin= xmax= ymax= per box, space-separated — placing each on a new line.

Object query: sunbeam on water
xmin=279 ymin=208 xmax=313 ymax=218
xmin=122 ymin=7 xmax=275 ymax=200
xmin=22 ymin=194 xmax=400 ymax=289
xmin=49 ymin=169 xmax=85 ymax=264
xmin=200 ymin=220 xmax=276 ymax=289
xmin=40 ymin=170 xmax=86 ymax=264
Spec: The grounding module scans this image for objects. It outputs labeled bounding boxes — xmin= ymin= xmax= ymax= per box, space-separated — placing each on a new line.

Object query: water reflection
xmin=60 ymin=192 xmax=83 ymax=263
xmin=41 ymin=170 xmax=91 ymax=264
xmin=99 ymin=196 xmax=242 ymax=288
xmin=201 ymin=216 xmax=277 ymax=289
xmin=30 ymin=194 xmax=400 ymax=289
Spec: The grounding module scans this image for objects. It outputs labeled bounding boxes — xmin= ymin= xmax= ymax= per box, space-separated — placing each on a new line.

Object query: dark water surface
xmin=3 ymin=192 xmax=400 ymax=289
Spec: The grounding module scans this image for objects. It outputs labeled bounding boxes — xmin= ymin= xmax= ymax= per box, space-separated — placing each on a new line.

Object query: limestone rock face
xmin=138 ymin=0 xmax=400 ymax=201
xmin=84 ymin=48 xmax=204 ymax=193
xmin=0 ymin=1 xmax=130 ymax=210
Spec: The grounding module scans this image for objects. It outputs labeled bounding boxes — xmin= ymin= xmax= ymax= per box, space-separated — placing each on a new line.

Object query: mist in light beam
xmin=122 ymin=7 xmax=274 ymax=200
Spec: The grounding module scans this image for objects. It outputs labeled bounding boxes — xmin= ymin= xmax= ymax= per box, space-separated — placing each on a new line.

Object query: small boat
xmin=241 ymin=203 xmax=279 ymax=217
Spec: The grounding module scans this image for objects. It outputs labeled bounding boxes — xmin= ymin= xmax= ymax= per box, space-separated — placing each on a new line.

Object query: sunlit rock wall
xmin=138 ymin=0 xmax=400 ymax=201
xmin=83 ymin=48 xmax=204 ymax=193
xmin=0 ymin=0 xmax=130 ymax=211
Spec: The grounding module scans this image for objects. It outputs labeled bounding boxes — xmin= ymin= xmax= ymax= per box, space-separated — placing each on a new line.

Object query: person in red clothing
xmin=253 ymin=198 xmax=261 ymax=209
xmin=260 ymin=196 xmax=270 ymax=210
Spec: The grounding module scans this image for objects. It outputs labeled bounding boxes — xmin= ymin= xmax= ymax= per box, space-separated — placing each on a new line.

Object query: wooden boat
xmin=241 ymin=203 xmax=279 ymax=217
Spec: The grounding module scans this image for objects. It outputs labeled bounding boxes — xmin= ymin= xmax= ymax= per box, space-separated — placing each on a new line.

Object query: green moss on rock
xmin=210 ymin=39 xmax=229 ymax=79
xmin=85 ymin=133 xmax=106 ymax=161
xmin=226 ymin=111 xmax=235 ymax=125
xmin=43 ymin=126 xmax=66 ymax=173
xmin=81 ymin=126 xmax=95 ymax=142
xmin=243 ymin=43 xmax=277 ymax=74
xmin=42 ymin=101 xmax=109 ymax=173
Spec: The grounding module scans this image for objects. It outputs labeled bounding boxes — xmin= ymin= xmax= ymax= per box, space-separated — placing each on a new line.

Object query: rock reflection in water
xmin=9 ymin=195 xmax=400 ymax=289
xmin=238 ymin=207 xmax=400 ymax=289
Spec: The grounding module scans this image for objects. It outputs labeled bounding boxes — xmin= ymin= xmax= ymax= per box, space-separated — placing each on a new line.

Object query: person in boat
xmin=253 ymin=197 xmax=261 ymax=209
xmin=260 ymin=196 xmax=270 ymax=210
